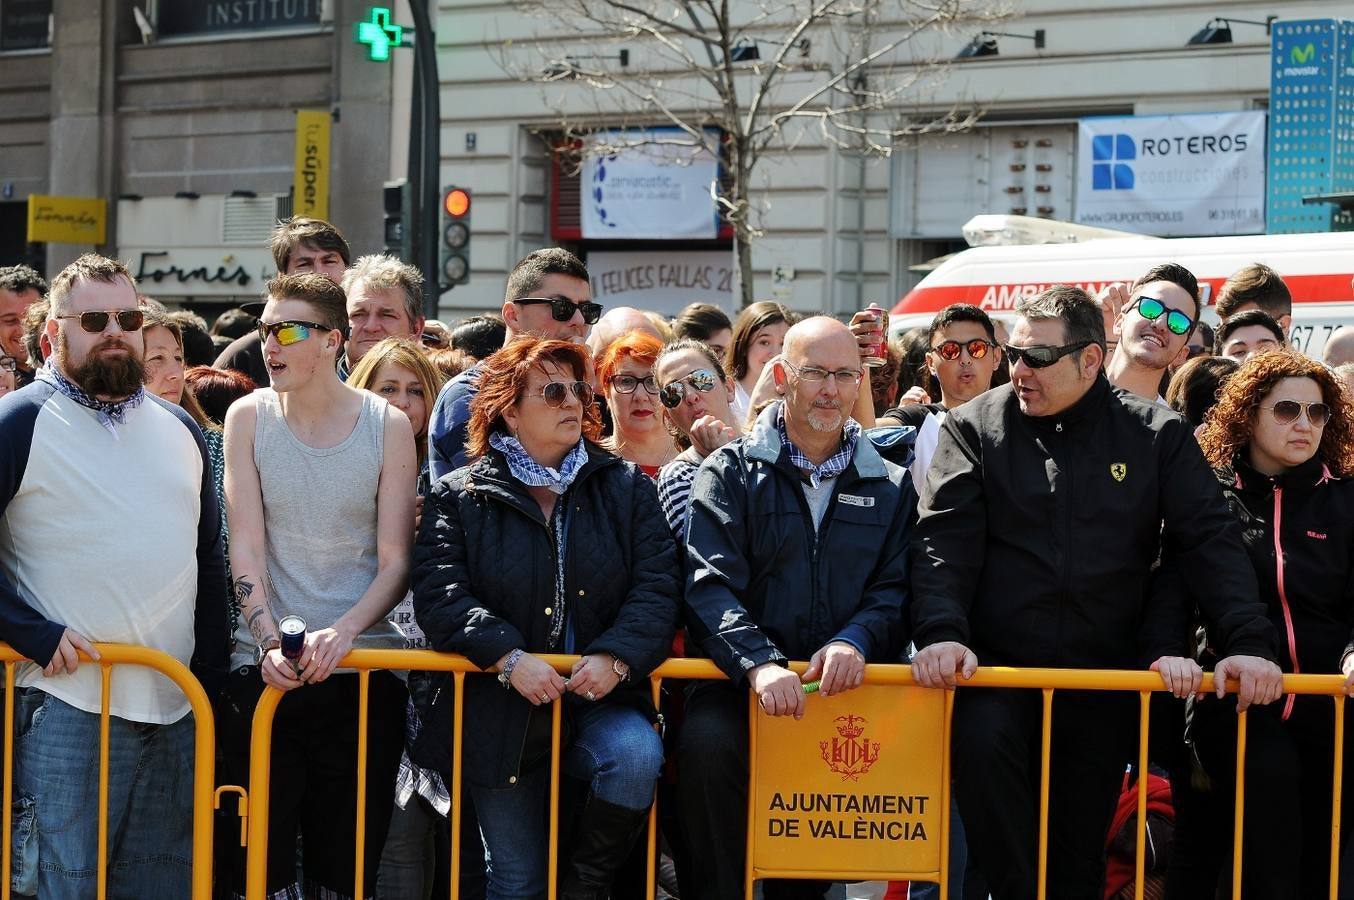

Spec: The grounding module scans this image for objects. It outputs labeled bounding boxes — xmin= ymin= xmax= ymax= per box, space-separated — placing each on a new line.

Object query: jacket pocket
xmin=10 ymin=793 xmax=36 ymax=896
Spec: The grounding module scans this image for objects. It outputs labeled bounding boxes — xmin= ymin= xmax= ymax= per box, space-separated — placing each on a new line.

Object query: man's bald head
xmin=587 ymin=306 xmax=662 ymax=356
xmin=1323 ymin=328 xmax=1354 ymax=368
xmin=782 ymin=316 xmax=858 ymax=366
xmin=774 ymin=316 xmax=863 ymax=436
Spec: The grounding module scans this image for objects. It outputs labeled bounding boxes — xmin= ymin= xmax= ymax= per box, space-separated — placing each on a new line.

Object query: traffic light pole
xmin=406 ymin=0 xmax=441 ymax=318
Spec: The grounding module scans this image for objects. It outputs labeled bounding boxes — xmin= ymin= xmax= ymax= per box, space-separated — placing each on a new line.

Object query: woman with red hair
xmin=412 ymin=336 xmax=679 ymax=900
xmin=596 ymin=330 xmax=675 ymax=478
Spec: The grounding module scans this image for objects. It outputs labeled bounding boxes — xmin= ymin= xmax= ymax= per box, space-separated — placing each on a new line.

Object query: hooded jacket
xmin=911 ymin=376 xmax=1276 ymax=669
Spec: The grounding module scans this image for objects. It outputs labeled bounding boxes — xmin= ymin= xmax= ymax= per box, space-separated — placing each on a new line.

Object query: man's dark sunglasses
xmin=55 ymin=310 xmax=144 ymax=334
xmin=1003 ymin=341 xmax=1093 ymax=369
xmin=514 ymin=297 xmax=604 ymax=325
xmin=1135 ymin=296 xmax=1193 ymax=336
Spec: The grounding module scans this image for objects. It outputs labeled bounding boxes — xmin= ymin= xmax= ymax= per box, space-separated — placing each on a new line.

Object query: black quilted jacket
xmin=411 ymin=443 xmax=680 ymax=786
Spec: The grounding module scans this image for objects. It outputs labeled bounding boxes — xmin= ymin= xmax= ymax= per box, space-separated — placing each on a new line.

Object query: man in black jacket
xmin=910 ymin=285 xmax=1282 ymax=900
xmin=678 ymin=316 xmax=916 ymax=900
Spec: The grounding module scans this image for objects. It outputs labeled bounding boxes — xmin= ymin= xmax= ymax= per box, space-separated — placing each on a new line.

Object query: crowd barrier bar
xmin=0 ymin=644 xmax=218 ymax=900
xmin=237 ymin=652 xmax=1351 ymax=900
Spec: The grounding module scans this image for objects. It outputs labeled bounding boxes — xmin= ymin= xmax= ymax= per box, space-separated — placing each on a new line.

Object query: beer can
xmin=278 ymin=615 xmax=306 ymax=662
xmin=861 ymin=304 xmax=889 ymax=368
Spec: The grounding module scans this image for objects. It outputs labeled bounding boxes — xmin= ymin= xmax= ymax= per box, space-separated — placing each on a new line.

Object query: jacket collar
xmin=1021 ymin=373 xmax=1111 ymax=433
xmin=745 ymin=400 xmax=887 ymax=479
xmin=467 ymin=441 xmax=618 ymax=506
xmin=1228 ymin=453 xmax=1335 ymax=493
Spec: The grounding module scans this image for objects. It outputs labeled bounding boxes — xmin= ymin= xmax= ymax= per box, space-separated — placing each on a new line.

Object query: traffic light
xmin=440 ymin=186 xmax=471 ymax=289
xmin=382 ymin=179 xmax=412 ymax=261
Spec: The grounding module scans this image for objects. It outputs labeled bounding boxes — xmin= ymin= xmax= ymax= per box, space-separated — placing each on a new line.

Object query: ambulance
xmin=889 ymin=217 xmax=1354 ymax=359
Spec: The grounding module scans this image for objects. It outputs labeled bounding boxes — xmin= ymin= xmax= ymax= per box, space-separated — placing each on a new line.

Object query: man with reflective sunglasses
xmin=1103 ymin=263 xmax=1202 ymax=402
xmin=0 ymin=254 xmax=228 ymax=898
xmin=428 ymin=248 xmax=598 ymax=479
xmin=910 ymin=285 xmax=1282 ymax=900
xmin=679 ymin=316 xmax=916 ymax=900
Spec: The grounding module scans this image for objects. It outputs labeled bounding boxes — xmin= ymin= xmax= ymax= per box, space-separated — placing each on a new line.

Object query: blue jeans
xmin=468 ymin=702 xmax=663 ymax=900
xmin=10 ymin=687 xmax=194 ymax=899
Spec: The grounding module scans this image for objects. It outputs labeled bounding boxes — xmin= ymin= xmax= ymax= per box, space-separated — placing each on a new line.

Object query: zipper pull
xmin=1055 ymin=422 xmax=1063 ymax=433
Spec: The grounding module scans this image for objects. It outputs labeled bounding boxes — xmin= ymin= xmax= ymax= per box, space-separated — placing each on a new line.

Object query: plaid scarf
xmin=36 ymin=361 xmax=145 ymax=438
xmin=489 ymin=432 xmax=589 ymax=494
xmin=777 ymin=405 xmax=859 ymax=489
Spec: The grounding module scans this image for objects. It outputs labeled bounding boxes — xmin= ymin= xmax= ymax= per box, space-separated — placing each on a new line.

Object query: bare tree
xmin=496 ymin=0 xmax=1005 ymax=307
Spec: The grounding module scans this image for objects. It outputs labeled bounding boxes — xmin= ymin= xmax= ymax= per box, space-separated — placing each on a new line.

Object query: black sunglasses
xmin=659 ymin=368 xmax=719 ymax=408
xmin=932 ymin=339 xmax=997 ymax=361
xmin=55 ymin=309 xmax=145 ymax=334
xmin=1003 ymin=341 xmax=1093 ymax=369
xmin=514 ymin=297 xmax=604 ymax=325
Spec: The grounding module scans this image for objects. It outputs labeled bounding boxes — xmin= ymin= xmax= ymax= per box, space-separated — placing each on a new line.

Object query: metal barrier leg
xmin=1037 ymin=688 xmax=1053 ymax=900
xmin=549 ymin=697 xmax=562 ymax=900
xmin=939 ymin=689 xmax=955 ymax=900
xmin=245 ymin=688 xmax=284 ymax=899
xmin=646 ymin=677 xmax=662 ymax=900
xmin=744 ymin=691 xmax=757 ymax=900
xmin=1134 ymin=692 xmax=1150 ymax=900
xmin=355 ymin=669 xmax=371 ymax=900
xmin=97 ymin=666 xmax=112 ymax=900
xmin=1332 ymin=698 xmax=1345 ymax=900
xmin=450 ymin=671 xmax=465 ymax=900
xmin=1231 ymin=708 xmax=1248 ymax=900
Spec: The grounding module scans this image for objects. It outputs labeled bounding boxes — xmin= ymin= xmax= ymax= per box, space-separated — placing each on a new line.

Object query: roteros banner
xmin=1073 ymin=111 xmax=1267 ymax=236
xmin=581 ymin=129 xmax=719 ymax=240
xmin=292 ymin=109 xmax=330 ymax=221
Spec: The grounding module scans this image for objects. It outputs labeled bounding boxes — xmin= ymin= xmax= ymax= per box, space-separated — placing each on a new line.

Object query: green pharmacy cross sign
xmin=356 ymin=7 xmax=404 ymax=62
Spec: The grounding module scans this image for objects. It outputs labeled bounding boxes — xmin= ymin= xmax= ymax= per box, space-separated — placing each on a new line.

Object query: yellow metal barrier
xmin=0 ymin=643 xmax=218 ymax=900
xmin=230 ymin=651 xmax=1351 ymax=900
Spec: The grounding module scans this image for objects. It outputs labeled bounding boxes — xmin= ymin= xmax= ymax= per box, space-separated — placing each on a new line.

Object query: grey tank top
xmin=229 ymin=388 xmax=404 ymax=670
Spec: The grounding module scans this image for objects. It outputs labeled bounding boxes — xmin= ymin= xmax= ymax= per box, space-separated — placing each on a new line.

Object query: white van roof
xmin=891 ymin=231 xmax=1354 ymax=316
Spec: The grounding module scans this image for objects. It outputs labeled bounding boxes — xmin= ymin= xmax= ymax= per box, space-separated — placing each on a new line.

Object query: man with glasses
xmin=0 ymin=264 xmax=47 ymax=389
xmin=909 ymin=285 xmax=1282 ymax=899
xmin=1102 ymin=263 xmax=1202 ymax=402
xmin=428 ymin=248 xmax=599 ymax=479
xmin=0 ymin=254 xmax=228 ymax=898
xmin=678 ymin=316 xmax=916 ymax=900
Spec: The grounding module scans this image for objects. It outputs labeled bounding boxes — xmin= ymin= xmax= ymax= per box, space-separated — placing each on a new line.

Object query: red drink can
xmin=861 ymin=305 xmax=889 ymax=368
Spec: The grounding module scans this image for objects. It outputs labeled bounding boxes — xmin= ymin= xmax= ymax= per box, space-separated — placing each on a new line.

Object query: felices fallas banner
xmin=581 ymin=129 xmax=719 ymax=240
xmin=1073 ymin=111 xmax=1267 ymax=237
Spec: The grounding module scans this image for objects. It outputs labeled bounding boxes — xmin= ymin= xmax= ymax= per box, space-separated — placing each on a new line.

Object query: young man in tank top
xmin=221 ymin=273 xmax=417 ymax=899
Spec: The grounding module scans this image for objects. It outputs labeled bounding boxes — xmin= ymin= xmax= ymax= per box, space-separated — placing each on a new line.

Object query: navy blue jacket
xmin=683 ymin=403 xmax=916 ymax=682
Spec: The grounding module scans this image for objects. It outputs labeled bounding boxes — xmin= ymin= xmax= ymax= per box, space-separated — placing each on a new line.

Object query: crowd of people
xmin=0 ymin=217 xmax=1352 ymax=900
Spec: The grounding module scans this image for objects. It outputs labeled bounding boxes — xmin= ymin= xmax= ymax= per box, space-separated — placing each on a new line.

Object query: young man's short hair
xmin=0 ymin=264 xmax=48 ymax=297
xmin=341 ymin=254 xmax=424 ymax=324
xmin=503 ymin=248 xmax=589 ymax=302
xmin=269 ymin=217 xmax=352 ymax=274
xmin=266 ymin=274 xmax=349 ymax=335
xmin=928 ymin=303 xmax=997 ymax=345
xmin=1215 ymin=263 xmax=1292 ymax=321
xmin=46 ymin=254 xmax=137 ymax=316
xmin=1132 ymin=263 xmax=1202 ymax=322
xmin=1214 ymin=308 xmax=1286 ymax=353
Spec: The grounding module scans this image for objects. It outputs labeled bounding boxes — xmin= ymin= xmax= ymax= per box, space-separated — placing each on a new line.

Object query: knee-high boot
xmin=559 ymin=797 xmax=651 ymax=900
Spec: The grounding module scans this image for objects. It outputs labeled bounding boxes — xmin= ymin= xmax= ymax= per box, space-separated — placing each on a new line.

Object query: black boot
xmin=559 ymin=797 xmax=651 ymax=900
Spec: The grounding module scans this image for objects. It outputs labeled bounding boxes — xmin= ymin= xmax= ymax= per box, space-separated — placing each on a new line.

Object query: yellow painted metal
xmin=1232 ymin=709 xmax=1248 ymax=900
xmin=938 ymin=689 xmax=954 ymax=900
xmin=450 ymin=671 xmax=465 ymax=900
xmin=1037 ymin=688 xmax=1053 ymax=899
xmin=98 ymin=667 xmax=111 ymax=900
xmin=548 ymin=696 xmax=562 ymax=900
xmin=354 ymin=669 xmax=371 ymax=899
xmin=1135 ymin=692 xmax=1150 ymax=900
xmin=214 ymin=786 xmax=249 ymax=847
xmin=244 ymin=687 xmax=284 ymax=898
xmin=744 ymin=690 xmax=757 ymax=900
xmin=1332 ymin=697 xmax=1345 ymax=900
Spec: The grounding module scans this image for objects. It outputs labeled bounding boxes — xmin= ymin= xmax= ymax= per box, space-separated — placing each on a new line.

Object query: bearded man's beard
xmin=58 ymin=331 xmax=145 ymax=399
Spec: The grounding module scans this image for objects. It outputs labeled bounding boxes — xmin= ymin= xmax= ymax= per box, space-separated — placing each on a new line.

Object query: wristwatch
xmin=610 ymin=654 xmax=630 ymax=683
xmin=254 ymin=640 xmax=280 ymax=667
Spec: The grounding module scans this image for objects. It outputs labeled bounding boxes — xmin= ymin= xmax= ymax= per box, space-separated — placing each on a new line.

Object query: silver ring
xmin=586 ymin=690 xmax=596 ymax=701
xmin=539 ymin=694 xmax=549 ymax=703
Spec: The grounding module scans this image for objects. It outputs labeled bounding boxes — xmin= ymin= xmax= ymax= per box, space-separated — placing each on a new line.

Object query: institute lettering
xmin=159 ymin=0 xmax=320 ymax=37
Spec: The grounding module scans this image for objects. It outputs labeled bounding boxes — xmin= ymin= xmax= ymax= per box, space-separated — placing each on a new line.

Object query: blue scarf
xmin=489 ymin=432 xmax=589 ymax=494
xmin=36 ymin=361 xmax=145 ymax=438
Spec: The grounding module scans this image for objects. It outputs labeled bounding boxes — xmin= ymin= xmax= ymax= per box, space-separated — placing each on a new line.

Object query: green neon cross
xmin=356 ymin=7 xmax=402 ymax=63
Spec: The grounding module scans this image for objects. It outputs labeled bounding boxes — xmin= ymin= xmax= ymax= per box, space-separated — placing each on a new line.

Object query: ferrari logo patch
xmin=1110 ymin=463 xmax=1127 ymax=482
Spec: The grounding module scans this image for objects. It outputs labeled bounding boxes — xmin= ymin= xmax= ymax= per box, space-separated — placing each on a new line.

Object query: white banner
xmin=1073 ymin=111 xmax=1266 ymax=237
xmin=588 ymin=250 xmax=734 ymax=316
xmin=581 ymin=131 xmax=719 ymax=240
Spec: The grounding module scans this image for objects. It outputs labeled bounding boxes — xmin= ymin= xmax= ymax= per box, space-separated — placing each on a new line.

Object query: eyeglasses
xmin=781 ymin=359 xmax=863 ymax=386
xmin=533 ymin=380 xmax=592 ymax=408
xmin=659 ymin=368 xmax=719 ymax=409
xmin=931 ymin=339 xmax=997 ymax=361
xmin=0 ymin=356 xmax=15 ymax=373
xmin=1003 ymin=341 xmax=1093 ymax=369
xmin=1134 ymin=296 xmax=1193 ymax=336
xmin=257 ymin=319 xmax=331 ymax=346
xmin=1260 ymin=400 xmax=1330 ymax=427
xmin=610 ymin=374 xmax=659 ymax=395
xmin=54 ymin=310 xmax=144 ymax=334
xmin=513 ymin=297 xmax=604 ymax=325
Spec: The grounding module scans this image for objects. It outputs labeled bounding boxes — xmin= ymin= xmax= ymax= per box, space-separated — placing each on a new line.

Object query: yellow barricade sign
xmin=292 ymin=109 xmax=330 ymax=221
xmin=750 ymin=684 xmax=949 ymax=883
xmin=26 ymin=194 xmax=107 ymax=244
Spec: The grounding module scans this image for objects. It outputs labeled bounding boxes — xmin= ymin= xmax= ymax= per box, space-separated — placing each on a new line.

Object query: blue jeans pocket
xmin=10 ymin=794 xmax=37 ymax=896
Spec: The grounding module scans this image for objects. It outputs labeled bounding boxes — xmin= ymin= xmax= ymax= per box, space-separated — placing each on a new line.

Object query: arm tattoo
xmin=235 ymin=577 xmax=278 ymax=648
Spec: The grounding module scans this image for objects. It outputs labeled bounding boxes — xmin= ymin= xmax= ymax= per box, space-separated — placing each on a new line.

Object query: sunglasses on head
xmin=535 ymin=380 xmax=592 ymax=408
xmin=1260 ymin=399 xmax=1330 ymax=427
xmin=1135 ymin=296 xmax=1193 ymax=336
xmin=1003 ymin=341 xmax=1093 ymax=369
xmin=514 ymin=297 xmax=604 ymax=325
xmin=257 ymin=319 xmax=331 ymax=346
xmin=932 ymin=339 xmax=997 ymax=361
xmin=659 ymin=368 xmax=719 ymax=408
xmin=55 ymin=309 xmax=144 ymax=334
